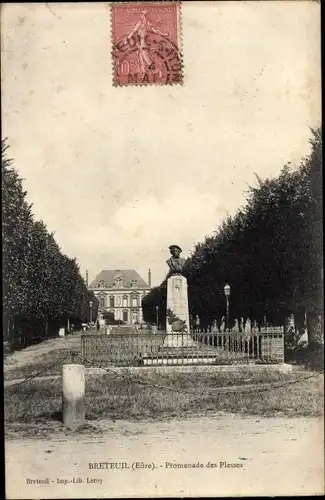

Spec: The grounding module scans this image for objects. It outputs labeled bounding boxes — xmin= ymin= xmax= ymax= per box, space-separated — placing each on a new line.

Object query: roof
xmin=89 ymin=269 xmax=150 ymax=289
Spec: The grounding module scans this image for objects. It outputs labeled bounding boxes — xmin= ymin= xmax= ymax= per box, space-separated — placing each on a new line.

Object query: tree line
xmin=142 ymin=128 xmax=323 ymax=345
xmin=2 ymin=140 xmax=98 ymax=350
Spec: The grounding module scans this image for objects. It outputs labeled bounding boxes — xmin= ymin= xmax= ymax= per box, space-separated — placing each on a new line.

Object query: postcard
xmin=2 ymin=1 xmax=323 ymax=498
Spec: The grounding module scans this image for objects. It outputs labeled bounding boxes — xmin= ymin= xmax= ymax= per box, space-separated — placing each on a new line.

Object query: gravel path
xmin=5 ymin=414 xmax=324 ymax=498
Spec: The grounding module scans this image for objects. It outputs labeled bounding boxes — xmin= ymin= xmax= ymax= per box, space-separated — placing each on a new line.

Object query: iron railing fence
xmin=81 ymin=328 xmax=284 ymax=366
xmin=193 ymin=330 xmax=284 ymax=363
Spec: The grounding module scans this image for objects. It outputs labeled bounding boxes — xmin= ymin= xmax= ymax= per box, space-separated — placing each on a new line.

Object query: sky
xmin=1 ymin=1 xmax=321 ymax=286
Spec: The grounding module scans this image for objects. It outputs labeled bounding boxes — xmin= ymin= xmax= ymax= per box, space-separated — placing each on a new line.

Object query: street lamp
xmin=155 ymin=305 xmax=159 ymax=330
xmin=89 ymin=301 xmax=93 ymax=323
xmin=224 ymin=283 xmax=231 ymax=332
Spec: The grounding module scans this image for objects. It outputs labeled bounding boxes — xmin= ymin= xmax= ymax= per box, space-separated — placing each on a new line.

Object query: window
xmin=99 ymin=297 xmax=105 ymax=309
xmin=109 ymin=296 xmax=115 ymax=307
xmin=123 ymin=310 xmax=128 ymax=322
xmin=98 ymin=280 xmax=105 ymax=288
xmin=132 ymin=295 xmax=138 ymax=307
xmin=131 ymin=280 xmax=138 ymax=288
xmin=116 ymin=309 xmax=120 ymax=320
xmin=113 ymin=276 xmax=123 ymax=287
xmin=122 ymin=295 xmax=128 ymax=307
xmin=116 ymin=296 xmax=121 ymax=306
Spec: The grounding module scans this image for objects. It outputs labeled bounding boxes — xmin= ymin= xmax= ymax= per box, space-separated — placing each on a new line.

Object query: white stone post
xmin=62 ymin=364 xmax=85 ymax=429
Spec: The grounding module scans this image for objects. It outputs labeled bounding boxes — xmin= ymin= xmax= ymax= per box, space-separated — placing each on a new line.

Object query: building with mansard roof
xmin=88 ymin=269 xmax=152 ymax=325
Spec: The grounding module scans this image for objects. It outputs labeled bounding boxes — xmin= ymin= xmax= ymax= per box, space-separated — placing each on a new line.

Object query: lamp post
xmin=224 ymin=283 xmax=231 ymax=332
xmin=89 ymin=301 xmax=93 ymax=324
xmin=155 ymin=305 xmax=159 ymax=330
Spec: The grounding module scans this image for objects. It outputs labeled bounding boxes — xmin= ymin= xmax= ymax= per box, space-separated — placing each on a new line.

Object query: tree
xmin=2 ymin=140 xmax=97 ymax=349
xmin=142 ymin=282 xmax=167 ymax=327
xmin=2 ymin=139 xmax=34 ymax=343
xmin=143 ymin=127 xmax=323 ymax=345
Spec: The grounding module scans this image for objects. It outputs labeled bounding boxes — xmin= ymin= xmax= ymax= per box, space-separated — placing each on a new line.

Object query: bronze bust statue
xmin=166 ymin=245 xmax=186 ymax=276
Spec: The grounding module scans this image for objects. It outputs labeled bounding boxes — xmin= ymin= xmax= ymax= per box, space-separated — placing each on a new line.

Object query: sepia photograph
xmin=2 ymin=1 xmax=323 ymax=498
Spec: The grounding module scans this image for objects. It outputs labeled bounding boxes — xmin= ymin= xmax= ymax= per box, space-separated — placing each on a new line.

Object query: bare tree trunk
xmin=284 ymin=313 xmax=296 ymax=347
xmin=45 ymin=314 xmax=49 ymax=339
xmin=294 ymin=308 xmax=308 ymax=346
xmin=307 ymin=311 xmax=323 ymax=345
xmin=11 ymin=316 xmax=19 ymax=349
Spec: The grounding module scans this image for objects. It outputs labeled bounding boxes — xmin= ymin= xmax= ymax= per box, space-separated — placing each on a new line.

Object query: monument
xmin=143 ymin=244 xmax=219 ymax=364
xmin=163 ymin=245 xmax=194 ymax=347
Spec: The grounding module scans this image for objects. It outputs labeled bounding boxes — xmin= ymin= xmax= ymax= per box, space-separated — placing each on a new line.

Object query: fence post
xmin=62 ymin=364 xmax=85 ymax=429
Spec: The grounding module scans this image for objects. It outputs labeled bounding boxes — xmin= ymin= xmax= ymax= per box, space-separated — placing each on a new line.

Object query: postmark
xmin=111 ymin=2 xmax=183 ymax=86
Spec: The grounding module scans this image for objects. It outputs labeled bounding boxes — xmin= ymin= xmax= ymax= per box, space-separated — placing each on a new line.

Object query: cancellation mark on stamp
xmin=111 ymin=2 xmax=183 ymax=86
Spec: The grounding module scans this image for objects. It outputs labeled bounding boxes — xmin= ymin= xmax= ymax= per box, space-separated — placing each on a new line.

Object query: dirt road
xmin=5 ymin=414 xmax=324 ymax=498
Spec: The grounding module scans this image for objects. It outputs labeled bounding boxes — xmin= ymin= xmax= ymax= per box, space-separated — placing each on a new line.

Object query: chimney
xmin=86 ymin=270 xmax=89 ymax=287
xmin=148 ymin=269 xmax=152 ymax=287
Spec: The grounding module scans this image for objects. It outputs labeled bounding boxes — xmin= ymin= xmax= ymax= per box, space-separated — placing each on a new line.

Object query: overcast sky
xmin=2 ymin=2 xmax=321 ymax=286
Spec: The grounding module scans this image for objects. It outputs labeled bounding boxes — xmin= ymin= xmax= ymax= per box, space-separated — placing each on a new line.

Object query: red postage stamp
xmin=111 ymin=2 xmax=183 ymax=86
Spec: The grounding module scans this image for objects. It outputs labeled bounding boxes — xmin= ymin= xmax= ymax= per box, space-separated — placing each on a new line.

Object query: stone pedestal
xmin=166 ymin=275 xmax=190 ymax=333
xmin=164 ymin=274 xmax=195 ymax=347
xmin=163 ymin=332 xmax=195 ymax=348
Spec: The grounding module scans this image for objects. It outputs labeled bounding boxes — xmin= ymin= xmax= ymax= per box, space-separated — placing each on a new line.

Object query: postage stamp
xmin=111 ymin=2 xmax=183 ymax=86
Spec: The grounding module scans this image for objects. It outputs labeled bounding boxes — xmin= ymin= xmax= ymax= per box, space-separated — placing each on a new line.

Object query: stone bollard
xmin=62 ymin=364 xmax=85 ymax=429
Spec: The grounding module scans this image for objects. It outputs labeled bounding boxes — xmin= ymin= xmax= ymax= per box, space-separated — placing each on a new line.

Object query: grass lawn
xmin=4 ymin=334 xmax=324 ymax=438
xmin=4 ymin=368 xmax=324 ymax=432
